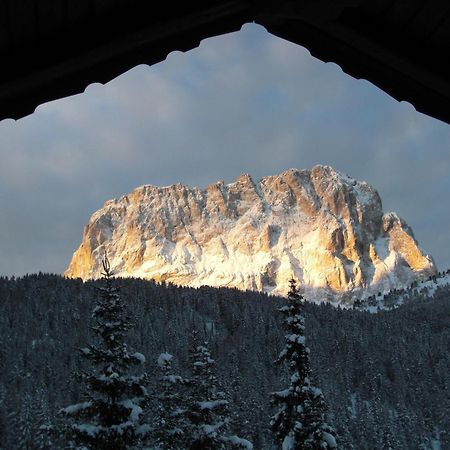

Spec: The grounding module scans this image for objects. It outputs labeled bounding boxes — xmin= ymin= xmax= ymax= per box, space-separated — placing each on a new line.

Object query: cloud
xmin=0 ymin=23 xmax=449 ymax=275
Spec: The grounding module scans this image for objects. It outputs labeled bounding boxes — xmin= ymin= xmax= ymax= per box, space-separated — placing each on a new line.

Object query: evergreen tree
xmin=60 ymin=256 xmax=151 ymax=449
xmin=35 ymin=393 xmax=55 ymax=449
xmin=152 ymin=352 xmax=186 ymax=449
xmin=270 ymin=278 xmax=337 ymax=449
xmin=184 ymin=330 xmax=229 ymax=449
xmin=381 ymin=428 xmax=397 ymax=450
xmin=9 ymin=393 xmax=36 ymax=450
xmin=184 ymin=331 xmax=253 ymax=449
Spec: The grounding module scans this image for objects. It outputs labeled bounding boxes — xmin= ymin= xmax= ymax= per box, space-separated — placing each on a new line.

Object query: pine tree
xmin=270 ymin=278 xmax=337 ymax=449
xmin=381 ymin=428 xmax=398 ymax=450
xmin=60 ymin=255 xmax=151 ymax=449
xmin=9 ymin=393 xmax=36 ymax=450
xmin=152 ymin=352 xmax=186 ymax=449
xmin=35 ymin=393 xmax=55 ymax=450
xmin=184 ymin=330 xmax=229 ymax=449
xmin=184 ymin=331 xmax=253 ymax=450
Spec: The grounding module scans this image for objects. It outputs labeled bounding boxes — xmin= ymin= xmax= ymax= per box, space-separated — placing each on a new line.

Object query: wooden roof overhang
xmin=1 ymin=0 xmax=449 ymax=124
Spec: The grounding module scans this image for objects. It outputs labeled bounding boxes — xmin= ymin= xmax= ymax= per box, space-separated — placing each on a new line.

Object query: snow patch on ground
xmin=359 ymin=272 xmax=450 ymax=313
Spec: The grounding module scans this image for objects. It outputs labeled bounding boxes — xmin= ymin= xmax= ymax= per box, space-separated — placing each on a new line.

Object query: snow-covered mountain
xmin=65 ymin=165 xmax=435 ymax=303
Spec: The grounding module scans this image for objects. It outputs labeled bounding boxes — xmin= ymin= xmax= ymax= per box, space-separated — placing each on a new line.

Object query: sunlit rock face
xmin=65 ymin=165 xmax=435 ymax=303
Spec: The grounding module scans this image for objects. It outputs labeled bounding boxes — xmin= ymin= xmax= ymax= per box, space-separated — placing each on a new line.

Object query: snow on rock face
xmin=65 ymin=165 xmax=435 ymax=303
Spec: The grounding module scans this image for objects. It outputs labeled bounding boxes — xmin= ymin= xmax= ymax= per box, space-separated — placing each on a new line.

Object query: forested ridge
xmin=0 ymin=274 xmax=448 ymax=449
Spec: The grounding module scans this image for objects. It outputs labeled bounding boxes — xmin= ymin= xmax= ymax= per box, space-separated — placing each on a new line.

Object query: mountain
xmin=65 ymin=165 xmax=435 ymax=302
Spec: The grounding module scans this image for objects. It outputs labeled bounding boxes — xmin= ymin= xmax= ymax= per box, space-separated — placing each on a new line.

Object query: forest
xmin=0 ymin=273 xmax=448 ymax=449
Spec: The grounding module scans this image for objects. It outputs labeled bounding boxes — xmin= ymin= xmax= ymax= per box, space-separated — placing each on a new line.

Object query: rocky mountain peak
xmin=65 ymin=165 xmax=435 ymax=303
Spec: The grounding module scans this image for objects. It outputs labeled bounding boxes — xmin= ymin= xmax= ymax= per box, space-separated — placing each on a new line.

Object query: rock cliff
xmin=65 ymin=166 xmax=435 ymax=302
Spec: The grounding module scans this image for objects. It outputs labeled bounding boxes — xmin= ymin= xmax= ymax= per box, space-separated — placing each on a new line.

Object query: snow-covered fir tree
xmin=60 ymin=255 xmax=151 ymax=449
xmin=35 ymin=394 xmax=55 ymax=450
xmin=184 ymin=330 xmax=253 ymax=450
xmin=271 ymin=278 xmax=337 ymax=450
xmin=9 ymin=392 xmax=36 ymax=449
xmin=184 ymin=330 xmax=229 ymax=449
xmin=382 ymin=428 xmax=398 ymax=450
xmin=152 ymin=352 xmax=186 ymax=449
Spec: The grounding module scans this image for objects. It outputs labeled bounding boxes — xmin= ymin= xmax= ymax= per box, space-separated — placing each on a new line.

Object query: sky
xmin=0 ymin=23 xmax=449 ymax=276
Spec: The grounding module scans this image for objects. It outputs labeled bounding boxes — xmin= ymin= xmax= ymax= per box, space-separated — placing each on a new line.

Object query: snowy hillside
xmin=356 ymin=269 xmax=450 ymax=312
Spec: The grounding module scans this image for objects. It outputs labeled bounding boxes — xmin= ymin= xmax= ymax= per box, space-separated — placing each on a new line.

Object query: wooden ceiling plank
xmin=36 ymin=0 xmax=65 ymax=39
xmin=428 ymin=12 xmax=450 ymax=48
xmin=383 ymin=0 xmax=427 ymax=28
xmin=93 ymin=0 xmax=115 ymax=16
xmin=359 ymin=0 xmax=394 ymax=18
xmin=66 ymin=0 xmax=92 ymax=27
xmin=7 ymin=0 xmax=37 ymax=47
xmin=0 ymin=0 xmax=10 ymax=53
xmin=404 ymin=0 xmax=450 ymax=38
